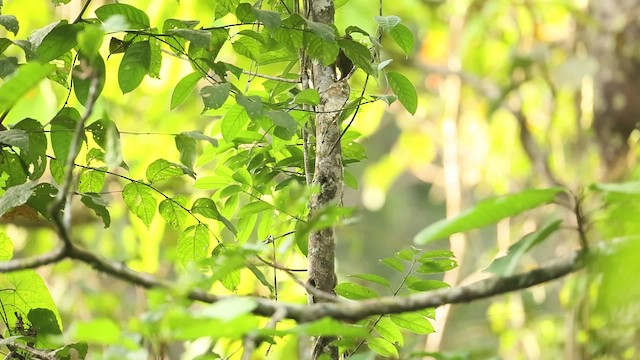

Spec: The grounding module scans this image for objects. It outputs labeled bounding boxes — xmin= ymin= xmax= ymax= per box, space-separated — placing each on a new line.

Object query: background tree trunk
xmin=589 ymin=0 xmax=640 ymax=180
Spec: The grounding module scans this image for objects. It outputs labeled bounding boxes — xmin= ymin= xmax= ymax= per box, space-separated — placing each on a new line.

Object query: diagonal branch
xmin=0 ymin=239 xmax=584 ymax=324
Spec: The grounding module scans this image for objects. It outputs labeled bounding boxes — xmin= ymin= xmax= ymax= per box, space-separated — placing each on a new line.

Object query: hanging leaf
xmin=387 ymin=71 xmax=417 ymax=115
xmin=0 ymin=181 xmax=36 ymax=217
xmin=368 ymin=337 xmax=399 ymax=358
xmin=122 ymin=182 xmax=156 ymax=227
xmin=159 ymin=196 xmax=188 ymax=230
xmin=80 ymin=193 xmax=111 ymax=228
xmin=146 ymin=159 xmax=190 ymax=183
xmin=0 ymin=15 xmax=19 ymax=35
xmin=200 ymin=83 xmax=231 ymax=111
xmin=221 ymin=104 xmax=250 ymax=141
xmin=118 ymin=41 xmax=151 ymax=93
xmin=414 ymin=188 xmax=565 ymax=244
xmin=335 ymin=282 xmax=378 ymax=300
xmin=171 ymin=72 xmax=203 ymax=110
xmin=36 ymin=23 xmax=80 ymax=62
xmin=177 ymin=223 xmax=210 ymax=266
xmin=390 ymin=313 xmax=434 ymax=335
xmin=389 ymin=23 xmax=414 ymax=57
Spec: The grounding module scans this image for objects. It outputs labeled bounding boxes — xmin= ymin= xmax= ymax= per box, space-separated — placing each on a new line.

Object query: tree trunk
xmin=303 ymin=0 xmax=348 ymax=359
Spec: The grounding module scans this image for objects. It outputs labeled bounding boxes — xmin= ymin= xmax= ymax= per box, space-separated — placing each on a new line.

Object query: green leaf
xmin=0 ymin=181 xmax=36 ymax=217
xmin=174 ymin=133 xmax=197 ymax=170
xmin=338 ymin=38 xmax=373 ymax=75
xmin=221 ymin=104 xmax=250 ymax=141
xmin=0 ymin=15 xmax=18 ymax=35
xmin=304 ymin=33 xmax=339 ymax=66
xmin=28 ymin=308 xmax=62 ymax=336
xmin=487 ymin=219 xmax=562 ymax=276
xmin=122 ymin=182 xmax=156 ymax=227
xmin=0 ymin=129 xmax=29 ymax=151
xmin=0 ymin=232 xmax=13 ymax=261
xmin=36 ymin=23 xmax=80 ymax=62
xmin=389 ymin=23 xmax=414 ymax=56
xmin=0 ymin=62 xmax=55 ymax=114
xmin=416 ymin=259 xmax=457 ymax=274
xmin=51 ymin=108 xmax=84 ymax=163
xmin=171 ymin=72 xmax=202 ymax=110
xmin=71 ymin=318 xmax=121 ymax=344
xmin=390 ymin=313 xmax=434 ymax=335
xmin=168 ymin=29 xmax=212 ymax=49
xmin=118 ymin=40 xmax=150 ymax=93
xmin=335 ymin=282 xmax=378 ymax=300
xmin=159 ymin=197 xmax=188 ymax=230
xmin=294 ymin=88 xmax=320 ymax=105
xmin=387 ymin=71 xmax=417 ymax=115
xmin=305 ymin=20 xmax=336 ymax=42
xmin=415 ymin=188 xmax=565 ymax=244
xmin=77 ymin=24 xmax=104 ymax=59
xmin=407 ymin=279 xmax=450 ymax=291
xmin=237 ymin=200 xmax=272 ymax=217
xmin=236 ymin=94 xmax=264 ymax=120
xmin=73 ymin=53 xmax=106 ymax=104
xmin=95 ymin=3 xmax=150 ymax=30
xmin=197 ymin=297 xmax=257 ymax=322
xmin=374 ymin=15 xmax=401 ymax=31
xmin=253 ymin=8 xmax=281 ymax=30
xmin=367 ymin=337 xmax=399 ymax=358
xmin=200 ymin=83 xmax=231 ymax=111
xmin=380 ymin=257 xmax=404 ymax=272
xmin=591 ymin=181 xmax=640 ymax=194
xmin=236 ymin=212 xmax=258 ymax=242
xmin=348 ymin=273 xmax=390 ymax=287
xmin=267 ymin=110 xmax=297 ymax=136
xmin=180 ymin=130 xmax=218 ymax=147
xmin=177 ymin=224 xmax=210 ymax=266
xmin=375 ymin=316 xmax=404 ymax=347
xmin=146 ymin=159 xmax=188 ymax=183
xmin=296 ymin=317 xmax=367 ymax=337
xmin=192 ymin=197 xmax=236 ymax=233
xmin=78 ymin=168 xmax=106 ymax=193
xmin=0 ymin=270 xmax=61 ymax=332
xmin=80 ymin=193 xmax=110 ymax=228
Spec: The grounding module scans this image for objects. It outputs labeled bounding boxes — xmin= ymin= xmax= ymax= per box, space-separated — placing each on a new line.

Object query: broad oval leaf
xmin=122 ymin=182 xmax=156 ymax=227
xmin=221 ymin=104 xmax=250 ymax=141
xmin=389 ymin=23 xmax=414 ymax=57
xmin=200 ymin=83 xmax=231 ymax=111
xmin=375 ymin=316 xmax=404 ymax=347
xmin=0 ymin=182 xmax=36 ymax=217
xmin=390 ymin=313 xmax=434 ymax=335
xmin=95 ymin=3 xmax=150 ymax=30
xmin=159 ymin=197 xmax=188 ymax=230
xmin=367 ymin=337 xmax=399 ymax=358
xmin=146 ymin=159 xmax=187 ymax=183
xmin=387 ymin=71 xmax=417 ymax=115
xmin=414 ymin=188 xmax=565 ymax=244
xmin=177 ymin=224 xmax=210 ymax=266
xmin=36 ymin=23 xmax=80 ymax=62
xmin=118 ymin=41 xmax=151 ymax=94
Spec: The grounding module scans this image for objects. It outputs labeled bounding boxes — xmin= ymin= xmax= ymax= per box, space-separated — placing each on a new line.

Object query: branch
xmin=0 ymin=240 xmax=584 ymax=323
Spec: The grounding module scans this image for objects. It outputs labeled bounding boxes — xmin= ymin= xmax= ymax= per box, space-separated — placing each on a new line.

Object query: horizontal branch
xmin=0 ymin=240 xmax=584 ymax=323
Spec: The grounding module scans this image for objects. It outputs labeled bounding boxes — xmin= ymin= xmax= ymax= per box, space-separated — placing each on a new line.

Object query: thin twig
xmin=73 ymin=0 xmax=94 ymax=24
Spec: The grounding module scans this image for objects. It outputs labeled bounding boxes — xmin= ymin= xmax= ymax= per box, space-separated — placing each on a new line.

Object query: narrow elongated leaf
xmin=171 ymin=72 xmax=202 ymax=110
xmin=335 ymin=282 xmax=378 ymax=300
xmin=122 ymin=182 xmax=156 ymax=227
xmin=174 ymin=133 xmax=197 ymax=170
xmin=387 ymin=71 xmax=417 ymax=115
xmin=118 ymin=41 xmax=150 ymax=93
xmin=591 ymin=181 xmax=640 ymax=195
xmin=95 ymin=3 xmax=150 ymax=30
xmin=390 ymin=313 xmax=434 ymax=335
xmin=0 ymin=62 xmax=55 ymax=114
xmin=486 ymin=219 xmax=562 ymax=275
xmin=348 ymin=273 xmax=390 ymax=287
xmin=237 ymin=200 xmax=272 ymax=217
xmin=414 ymin=188 xmax=565 ymax=244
